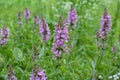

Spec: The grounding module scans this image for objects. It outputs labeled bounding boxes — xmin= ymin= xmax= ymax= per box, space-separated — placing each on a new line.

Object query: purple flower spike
xmin=24 ymin=8 xmax=30 ymax=22
xmin=67 ymin=5 xmax=78 ymax=26
xmin=0 ymin=26 xmax=10 ymax=46
xmin=6 ymin=66 xmax=17 ymax=80
xmin=52 ymin=16 xmax=69 ymax=58
xmin=17 ymin=12 xmax=23 ymax=25
xmin=99 ymin=9 xmax=112 ymax=39
xmin=34 ymin=15 xmax=39 ymax=27
xmin=17 ymin=12 xmax=21 ymax=21
xmin=39 ymin=17 xmax=50 ymax=42
xmin=30 ymin=66 xmax=47 ymax=80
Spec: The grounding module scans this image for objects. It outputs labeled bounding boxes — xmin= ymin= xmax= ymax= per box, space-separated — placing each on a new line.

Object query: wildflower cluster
xmin=6 ymin=66 xmax=17 ymax=80
xmin=0 ymin=26 xmax=10 ymax=46
xmin=30 ymin=66 xmax=46 ymax=80
xmin=98 ymin=9 xmax=112 ymax=39
xmin=39 ymin=17 xmax=50 ymax=42
xmin=52 ymin=16 xmax=69 ymax=58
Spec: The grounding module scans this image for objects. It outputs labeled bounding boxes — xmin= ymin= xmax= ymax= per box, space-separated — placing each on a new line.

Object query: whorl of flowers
xmin=0 ymin=26 xmax=10 ymax=45
xmin=6 ymin=66 xmax=17 ymax=80
xmin=98 ymin=9 xmax=112 ymax=39
xmin=39 ymin=17 xmax=50 ymax=42
xmin=64 ymin=19 xmax=69 ymax=27
xmin=52 ymin=16 xmax=69 ymax=58
xmin=30 ymin=66 xmax=47 ymax=80
xmin=24 ymin=8 xmax=30 ymax=22
xmin=67 ymin=5 xmax=78 ymax=26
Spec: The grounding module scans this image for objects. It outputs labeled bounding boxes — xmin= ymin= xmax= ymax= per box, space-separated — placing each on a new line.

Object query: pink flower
xmin=52 ymin=16 xmax=69 ymax=58
xmin=67 ymin=5 xmax=78 ymax=26
xmin=99 ymin=9 xmax=112 ymax=39
xmin=39 ymin=17 xmax=50 ymax=42
xmin=24 ymin=8 xmax=30 ymax=22
xmin=0 ymin=26 xmax=10 ymax=45
xmin=30 ymin=67 xmax=46 ymax=80
xmin=6 ymin=66 xmax=17 ymax=80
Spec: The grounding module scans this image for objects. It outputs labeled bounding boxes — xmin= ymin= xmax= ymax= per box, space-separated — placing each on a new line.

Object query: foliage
xmin=0 ymin=0 xmax=120 ymax=80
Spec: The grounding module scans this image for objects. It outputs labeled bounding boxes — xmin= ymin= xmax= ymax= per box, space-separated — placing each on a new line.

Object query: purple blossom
xmin=24 ymin=8 xmax=30 ymax=22
xmin=39 ymin=17 xmax=50 ymax=42
xmin=52 ymin=16 xmax=69 ymax=58
xmin=67 ymin=5 xmax=78 ymax=26
xmin=30 ymin=67 xmax=46 ymax=80
xmin=0 ymin=26 xmax=10 ymax=46
xmin=6 ymin=66 xmax=17 ymax=80
xmin=99 ymin=9 xmax=112 ymax=39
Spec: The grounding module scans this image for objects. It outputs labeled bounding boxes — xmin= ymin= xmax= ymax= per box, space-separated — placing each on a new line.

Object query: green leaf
xmin=39 ymin=46 xmax=44 ymax=58
xmin=13 ymin=47 xmax=23 ymax=61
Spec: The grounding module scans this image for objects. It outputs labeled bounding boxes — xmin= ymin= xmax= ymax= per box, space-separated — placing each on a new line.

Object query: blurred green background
xmin=0 ymin=0 xmax=120 ymax=80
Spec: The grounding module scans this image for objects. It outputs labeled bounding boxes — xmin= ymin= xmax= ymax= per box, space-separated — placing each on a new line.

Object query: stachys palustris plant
xmin=98 ymin=8 xmax=112 ymax=39
xmin=0 ymin=26 xmax=10 ymax=46
xmin=30 ymin=65 xmax=47 ymax=80
xmin=39 ymin=17 xmax=50 ymax=42
xmin=52 ymin=16 xmax=69 ymax=59
xmin=67 ymin=5 xmax=78 ymax=27
xmin=24 ymin=8 xmax=30 ymax=23
xmin=6 ymin=65 xmax=17 ymax=80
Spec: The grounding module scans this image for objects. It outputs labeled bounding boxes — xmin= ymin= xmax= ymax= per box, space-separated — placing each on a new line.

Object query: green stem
xmin=67 ymin=25 xmax=73 ymax=64
xmin=20 ymin=58 xmax=31 ymax=80
xmin=55 ymin=58 xmax=61 ymax=80
xmin=97 ymin=48 xmax=104 ymax=66
xmin=96 ymin=39 xmax=105 ymax=68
